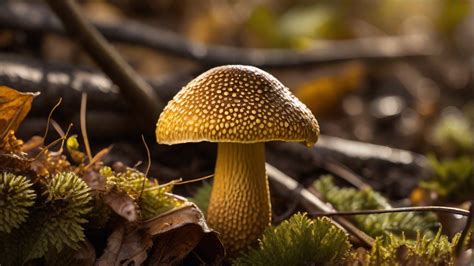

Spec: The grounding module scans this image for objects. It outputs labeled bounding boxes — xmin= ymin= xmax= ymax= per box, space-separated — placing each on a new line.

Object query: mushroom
xmin=156 ymin=65 xmax=319 ymax=253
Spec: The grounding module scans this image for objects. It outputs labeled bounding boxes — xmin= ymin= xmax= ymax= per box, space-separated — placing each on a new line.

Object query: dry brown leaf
xmin=82 ymin=170 xmax=106 ymax=190
xmin=84 ymin=146 xmax=112 ymax=170
xmin=144 ymin=202 xmax=225 ymax=265
xmin=20 ymin=136 xmax=44 ymax=152
xmin=0 ymin=86 xmax=39 ymax=139
xmin=103 ymin=190 xmax=138 ymax=222
xmin=95 ymin=224 xmax=152 ymax=266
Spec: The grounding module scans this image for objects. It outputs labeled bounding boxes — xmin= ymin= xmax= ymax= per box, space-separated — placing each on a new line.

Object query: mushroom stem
xmin=208 ymin=142 xmax=271 ymax=254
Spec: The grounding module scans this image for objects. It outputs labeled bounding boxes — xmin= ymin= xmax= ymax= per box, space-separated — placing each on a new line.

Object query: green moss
xmin=234 ymin=213 xmax=351 ymax=265
xmin=101 ymin=166 xmax=180 ymax=220
xmin=0 ymin=172 xmax=92 ymax=265
xmin=0 ymin=172 xmax=36 ymax=233
xmin=314 ymin=175 xmax=438 ymax=238
xmin=363 ymin=230 xmax=460 ymax=265
xmin=420 ymin=155 xmax=473 ymax=202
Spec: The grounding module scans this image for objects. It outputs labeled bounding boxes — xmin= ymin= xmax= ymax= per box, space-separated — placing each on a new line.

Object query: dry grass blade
xmin=84 ymin=146 xmax=112 ymax=170
xmin=138 ymin=134 xmax=151 ymax=201
xmin=41 ymin=97 xmax=62 ymax=144
xmin=80 ymin=93 xmax=93 ymax=163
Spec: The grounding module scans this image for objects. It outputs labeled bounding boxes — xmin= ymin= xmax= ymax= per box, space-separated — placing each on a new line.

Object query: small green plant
xmin=234 ymin=213 xmax=351 ymax=265
xmin=0 ymin=172 xmax=92 ymax=265
xmin=362 ymin=230 xmax=461 ymax=265
xmin=29 ymin=172 xmax=92 ymax=259
xmin=101 ymin=166 xmax=180 ymax=220
xmin=0 ymin=172 xmax=36 ymax=233
xmin=420 ymin=155 xmax=473 ymax=202
xmin=314 ymin=175 xmax=438 ymax=238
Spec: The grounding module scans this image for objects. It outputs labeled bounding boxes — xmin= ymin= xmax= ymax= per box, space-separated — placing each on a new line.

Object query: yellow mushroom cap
xmin=156 ymin=65 xmax=319 ymax=146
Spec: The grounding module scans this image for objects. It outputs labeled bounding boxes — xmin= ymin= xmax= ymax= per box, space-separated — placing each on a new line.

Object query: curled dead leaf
xmin=95 ymin=224 xmax=152 ymax=266
xmin=103 ymin=190 xmax=138 ymax=222
xmin=83 ymin=170 xmax=106 ymax=190
xmin=144 ymin=202 xmax=224 ymax=265
xmin=0 ymin=86 xmax=39 ymax=140
xmin=95 ymin=201 xmax=223 ymax=265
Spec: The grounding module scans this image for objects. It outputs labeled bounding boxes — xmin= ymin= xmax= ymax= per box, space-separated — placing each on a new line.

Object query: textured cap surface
xmin=156 ymin=65 xmax=319 ymax=145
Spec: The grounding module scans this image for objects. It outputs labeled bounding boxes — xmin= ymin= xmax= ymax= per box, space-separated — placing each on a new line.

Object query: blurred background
xmin=0 ymin=0 xmax=472 ymax=202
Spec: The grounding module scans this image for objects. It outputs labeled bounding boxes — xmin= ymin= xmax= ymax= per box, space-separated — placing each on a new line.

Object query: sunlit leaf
xmin=0 ymin=86 xmax=39 ymax=140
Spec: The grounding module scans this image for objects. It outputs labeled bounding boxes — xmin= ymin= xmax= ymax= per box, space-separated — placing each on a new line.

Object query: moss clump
xmin=363 ymin=230 xmax=461 ymax=265
xmin=314 ymin=175 xmax=438 ymax=238
xmin=101 ymin=166 xmax=180 ymax=220
xmin=420 ymin=155 xmax=473 ymax=202
xmin=0 ymin=172 xmax=36 ymax=233
xmin=234 ymin=213 xmax=351 ymax=265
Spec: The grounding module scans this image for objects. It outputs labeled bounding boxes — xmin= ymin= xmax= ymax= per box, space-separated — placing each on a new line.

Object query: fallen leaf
xmin=148 ymin=224 xmax=204 ymax=265
xmin=103 ymin=190 xmax=138 ymax=222
xmin=144 ymin=202 xmax=224 ymax=265
xmin=20 ymin=136 xmax=44 ymax=152
xmin=0 ymin=86 xmax=39 ymax=140
xmin=95 ymin=224 xmax=151 ymax=266
xmin=82 ymin=169 xmax=106 ymax=190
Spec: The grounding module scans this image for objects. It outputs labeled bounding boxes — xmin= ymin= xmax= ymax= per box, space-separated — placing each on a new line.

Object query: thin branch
xmin=312 ymin=206 xmax=470 ymax=217
xmin=320 ymin=157 xmax=370 ymax=190
xmin=270 ymin=138 xmax=430 ymax=199
xmin=1 ymin=2 xmax=439 ymax=68
xmin=44 ymin=0 xmax=163 ymax=129
xmin=266 ymin=163 xmax=375 ymax=248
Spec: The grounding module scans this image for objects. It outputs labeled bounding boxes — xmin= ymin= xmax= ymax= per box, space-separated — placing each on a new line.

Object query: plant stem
xmin=312 ymin=206 xmax=470 ymax=217
xmin=44 ymin=0 xmax=163 ymax=130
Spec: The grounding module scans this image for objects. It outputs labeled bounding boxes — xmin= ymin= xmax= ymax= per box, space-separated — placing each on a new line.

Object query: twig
xmin=315 ymin=135 xmax=428 ymax=169
xmin=80 ymin=93 xmax=93 ymax=162
xmin=44 ymin=0 xmax=163 ymax=129
xmin=0 ymin=53 xmax=192 ymax=117
xmin=270 ymin=137 xmax=430 ymax=199
xmin=319 ymin=157 xmax=370 ymax=190
xmin=312 ymin=206 xmax=470 ymax=217
xmin=1 ymin=2 xmax=439 ymax=68
xmin=266 ymin=163 xmax=375 ymax=248
xmin=456 ymin=200 xmax=474 ymax=256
